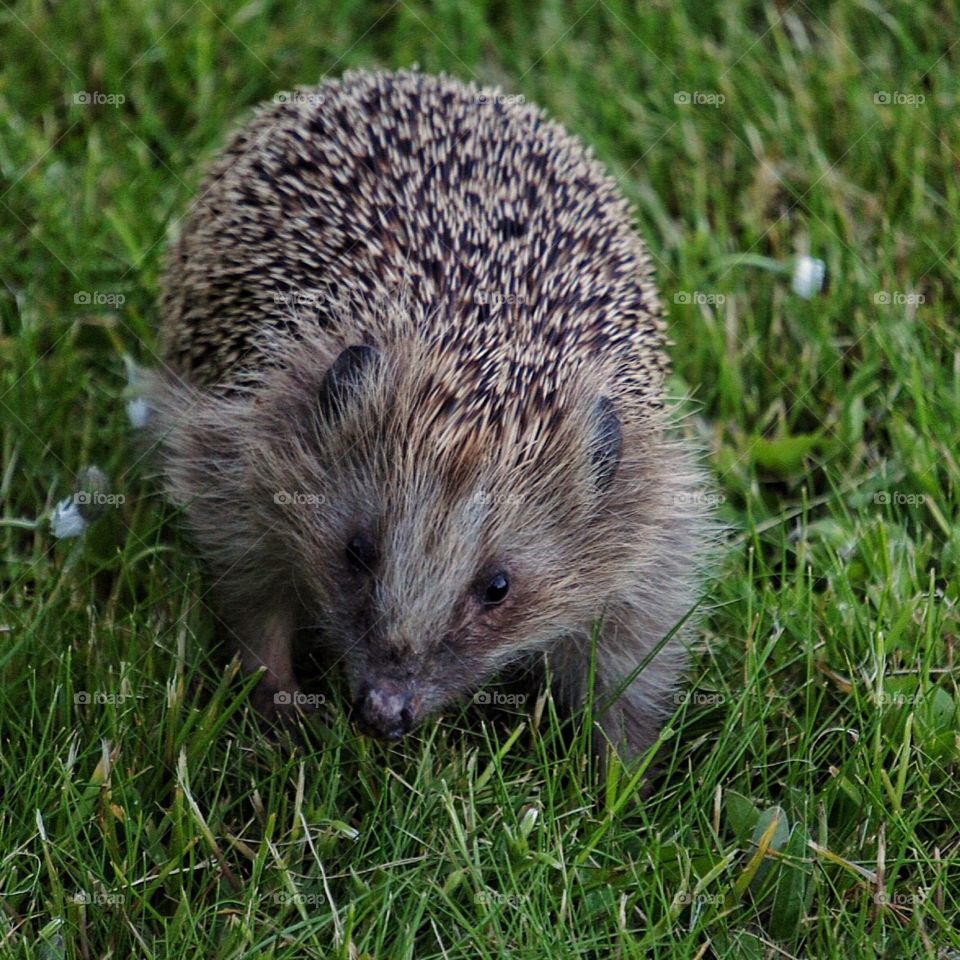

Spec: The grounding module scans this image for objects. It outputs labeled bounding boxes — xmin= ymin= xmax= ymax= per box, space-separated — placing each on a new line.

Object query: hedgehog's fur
xmin=148 ymin=69 xmax=711 ymax=757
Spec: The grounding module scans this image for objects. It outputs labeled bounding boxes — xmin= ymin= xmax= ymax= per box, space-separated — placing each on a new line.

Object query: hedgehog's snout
xmin=356 ymin=680 xmax=421 ymax=741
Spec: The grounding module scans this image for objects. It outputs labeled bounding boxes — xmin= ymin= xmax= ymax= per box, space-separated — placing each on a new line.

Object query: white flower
xmin=124 ymin=355 xmax=151 ymax=428
xmin=791 ymin=256 xmax=827 ymax=299
xmin=51 ymin=498 xmax=88 ymax=539
xmin=126 ymin=396 xmax=151 ymax=429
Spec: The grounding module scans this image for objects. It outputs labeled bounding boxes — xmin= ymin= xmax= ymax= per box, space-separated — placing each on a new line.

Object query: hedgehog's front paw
xmin=233 ymin=606 xmax=312 ymax=725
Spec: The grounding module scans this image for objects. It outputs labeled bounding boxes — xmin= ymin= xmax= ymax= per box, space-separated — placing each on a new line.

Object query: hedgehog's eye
xmin=345 ymin=535 xmax=376 ymax=573
xmin=481 ymin=571 xmax=510 ymax=607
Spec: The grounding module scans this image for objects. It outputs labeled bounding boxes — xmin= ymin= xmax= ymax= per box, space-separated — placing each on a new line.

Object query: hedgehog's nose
xmin=358 ymin=682 xmax=417 ymax=740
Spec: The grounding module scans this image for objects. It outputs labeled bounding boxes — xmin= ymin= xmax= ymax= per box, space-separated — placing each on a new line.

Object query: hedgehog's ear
xmin=318 ymin=344 xmax=381 ymax=418
xmin=590 ymin=396 xmax=622 ymax=491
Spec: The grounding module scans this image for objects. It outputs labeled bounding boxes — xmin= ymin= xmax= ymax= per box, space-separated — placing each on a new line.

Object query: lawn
xmin=1 ymin=0 xmax=958 ymax=956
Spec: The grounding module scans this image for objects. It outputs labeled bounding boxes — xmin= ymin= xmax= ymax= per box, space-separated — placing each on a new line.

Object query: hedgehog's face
xmin=276 ymin=343 xmax=631 ymax=741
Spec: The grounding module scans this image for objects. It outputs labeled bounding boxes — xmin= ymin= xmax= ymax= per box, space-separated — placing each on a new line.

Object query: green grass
xmin=1 ymin=0 xmax=959 ymax=956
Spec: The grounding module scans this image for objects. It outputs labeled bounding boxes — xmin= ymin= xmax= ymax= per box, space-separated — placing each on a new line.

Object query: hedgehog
xmin=146 ymin=69 xmax=711 ymax=757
